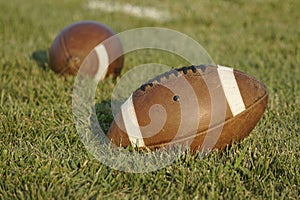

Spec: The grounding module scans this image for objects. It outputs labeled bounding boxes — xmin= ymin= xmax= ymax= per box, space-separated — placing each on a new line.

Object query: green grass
xmin=0 ymin=0 xmax=299 ymax=199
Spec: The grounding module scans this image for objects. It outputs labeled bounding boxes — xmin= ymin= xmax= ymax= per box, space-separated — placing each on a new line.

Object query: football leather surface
xmin=49 ymin=21 xmax=123 ymax=78
xmin=107 ymin=65 xmax=268 ymax=152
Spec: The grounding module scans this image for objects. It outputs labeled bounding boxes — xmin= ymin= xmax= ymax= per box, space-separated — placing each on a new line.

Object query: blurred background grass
xmin=0 ymin=0 xmax=299 ymax=199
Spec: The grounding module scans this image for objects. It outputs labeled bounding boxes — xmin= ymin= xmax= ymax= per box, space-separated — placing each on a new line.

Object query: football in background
xmin=49 ymin=20 xmax=124 ymax=78
xmin=107 ymin=65 xmax=268 ymax=152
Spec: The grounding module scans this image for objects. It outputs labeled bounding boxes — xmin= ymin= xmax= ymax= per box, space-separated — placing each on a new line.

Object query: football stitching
xmin=134 ymin=65 xmax=216 ymax=97
xmin=61 ymin=32 xmax=79 ymax=74
xmin=58 ymin=33 xmax=72 ymax=74
xmin=139 ymin=65 xmax=209 ymax=91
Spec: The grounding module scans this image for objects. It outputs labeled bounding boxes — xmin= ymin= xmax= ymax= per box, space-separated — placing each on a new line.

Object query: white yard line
xmin=87 ymin=1 xmax=171 ymax=22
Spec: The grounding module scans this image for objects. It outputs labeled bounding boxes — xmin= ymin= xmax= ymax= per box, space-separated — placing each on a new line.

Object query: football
xmin=49 ymin=20 xmax=124 ymax=78
xmin=107 ymin=65 xmax=268 ymax=152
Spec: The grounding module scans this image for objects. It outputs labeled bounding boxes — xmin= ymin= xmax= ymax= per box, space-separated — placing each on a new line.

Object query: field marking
xmin=217 ymin=65 xmax=246 ymax=116
xmin=121 ymin=94 xmax=145 ymax=147
xmin=87 ymin=1 xmax=171 ymax=22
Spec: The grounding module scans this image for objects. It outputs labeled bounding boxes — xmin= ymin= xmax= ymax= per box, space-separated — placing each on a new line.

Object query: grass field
xmin=0 ymin=0 xmax=299 ymax=199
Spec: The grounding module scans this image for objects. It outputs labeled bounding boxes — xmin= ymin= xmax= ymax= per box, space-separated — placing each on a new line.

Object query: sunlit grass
xmin=0 ymin=0 xmax=299 ymax=199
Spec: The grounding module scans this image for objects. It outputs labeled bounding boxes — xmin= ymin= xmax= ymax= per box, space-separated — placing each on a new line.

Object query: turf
xmin=0 ymin=0 xmax=299 ymax=199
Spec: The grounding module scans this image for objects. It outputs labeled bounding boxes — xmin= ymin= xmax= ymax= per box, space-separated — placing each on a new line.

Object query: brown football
xmin=107 ymin=65 xmax=268 ymax=152
xmin=49 ymin=21 xmax=123 ymax=78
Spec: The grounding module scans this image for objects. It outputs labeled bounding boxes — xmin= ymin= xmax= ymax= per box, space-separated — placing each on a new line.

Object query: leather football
xmin=49 ymin=21 xmax=123 ymax=78
xmin=107 ymin=65 xmax=268 ymax=152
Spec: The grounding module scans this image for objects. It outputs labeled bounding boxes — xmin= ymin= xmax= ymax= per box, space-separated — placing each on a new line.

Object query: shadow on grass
xmin=31 ymin=50 xmax=49 ymax=70
xmin=94 ymin=99 xmax=114 ymax=135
